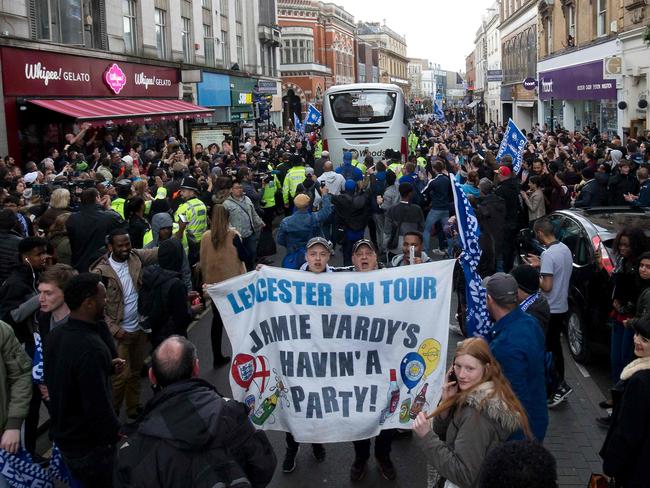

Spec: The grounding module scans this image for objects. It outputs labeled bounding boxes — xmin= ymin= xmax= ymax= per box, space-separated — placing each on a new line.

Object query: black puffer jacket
xmin=0 ymin=229 xmax=21 ymax=285
xmin=115 ymin=379 xmax=276 ymax=488
xmin=332 ymin=192 xmax=371 ymax=231
xmin=66 ymin=203 xmax=123 ymax=272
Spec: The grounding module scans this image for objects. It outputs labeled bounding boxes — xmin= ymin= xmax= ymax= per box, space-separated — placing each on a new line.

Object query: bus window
xmin=329 ymin=91 xmax=397 ymax=124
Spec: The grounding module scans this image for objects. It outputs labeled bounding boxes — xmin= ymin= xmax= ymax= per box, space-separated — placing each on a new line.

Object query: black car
xmin=516 ymin=207 xmax=650 ymax=364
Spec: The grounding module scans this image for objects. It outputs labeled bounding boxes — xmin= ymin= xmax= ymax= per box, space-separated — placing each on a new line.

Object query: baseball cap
xmin=482 ymin=272 xmax=518 ymax=305
xmin=352 ymin=239 xmax=376 ymax=254
xmin=496 ymin=166 xmax=512 ymax=177
xmin=306 ymin=237 xmax=334 ymax=255
xmin=121 ymin=155 xmax=134 ymax=166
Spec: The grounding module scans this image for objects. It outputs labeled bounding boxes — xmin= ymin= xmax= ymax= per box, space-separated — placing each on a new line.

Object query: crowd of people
xmin=0 ymin=109 xmax=648 ymax=487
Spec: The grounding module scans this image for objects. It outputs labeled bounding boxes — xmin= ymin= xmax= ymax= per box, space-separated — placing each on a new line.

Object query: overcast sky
xmin=334 ymin=0 xmax=495 ymax=73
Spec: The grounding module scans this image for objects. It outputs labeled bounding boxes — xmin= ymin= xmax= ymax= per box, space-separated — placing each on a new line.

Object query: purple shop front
xmin=538 ymin=60 xmax=616 ymax=101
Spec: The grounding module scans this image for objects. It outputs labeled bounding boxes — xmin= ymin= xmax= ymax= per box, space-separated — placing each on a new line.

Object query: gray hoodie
xmin=317 ymin=171 xmax=345 ymax=195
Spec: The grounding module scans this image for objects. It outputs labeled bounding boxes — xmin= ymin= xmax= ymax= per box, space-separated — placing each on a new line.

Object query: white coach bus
xmin=321 ymin=83 xmax=409 ymax=165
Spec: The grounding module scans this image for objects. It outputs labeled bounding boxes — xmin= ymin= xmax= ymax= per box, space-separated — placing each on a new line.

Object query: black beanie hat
xmin=510 ymin=264 xmax=540 ymax=295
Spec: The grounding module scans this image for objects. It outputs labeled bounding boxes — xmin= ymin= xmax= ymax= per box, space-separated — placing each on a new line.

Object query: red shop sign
xmin=1 ymin=47 xmax=179 ymax=98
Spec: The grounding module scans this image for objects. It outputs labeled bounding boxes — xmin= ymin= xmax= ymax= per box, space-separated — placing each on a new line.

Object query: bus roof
xmin=324 ymin=83 xmax=404 ymax=95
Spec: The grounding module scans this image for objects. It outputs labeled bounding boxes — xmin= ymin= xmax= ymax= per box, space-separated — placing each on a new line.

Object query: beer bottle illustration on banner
xmin=380 ymin=369 xmax=401 ymax=424
xmin=251 ymin=381 xmax=284 ymax=425
xmin=388 ymin=369 xmax=400 ymax=414
xmin=409 ymin=383 xmax=428 ymax=419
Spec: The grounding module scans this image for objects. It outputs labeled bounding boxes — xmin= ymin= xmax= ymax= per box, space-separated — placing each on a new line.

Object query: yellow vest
xmin=111 ymin=198 xmax=126 ymax=219
xmin=352 ymin=159 xmax=367 ymax=175
xmin=174 ymin=197 xmax=207 ymax=242
xmin=282 ymin=166 xmax=306 ymax=204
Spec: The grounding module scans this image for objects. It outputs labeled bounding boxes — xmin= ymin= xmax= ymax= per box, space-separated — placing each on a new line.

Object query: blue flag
xmin=49 ymin=443 xmax=83 ymax=488
xmin=32 ymin=332 xmax=44 ymax=384
xmin=433 ymin=99 xmax=445 ymax=121
xmin=450 ymin=176 xmax=492 ymax=338
xmin=0 ymin=449 xmax=54 ymax=488
xmin=496 ymin=118 xmax=526 ymax=173
xmin=293 ymin=113 xmax=304 ymax=134
xmin=305 ymin=104 xmax=322 ymax=126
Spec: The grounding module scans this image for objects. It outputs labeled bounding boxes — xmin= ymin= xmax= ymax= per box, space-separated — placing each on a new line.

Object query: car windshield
xmin=329 ymin=91 xmax=397 ymax=124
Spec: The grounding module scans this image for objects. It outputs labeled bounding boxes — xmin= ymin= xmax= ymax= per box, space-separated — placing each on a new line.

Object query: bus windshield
xmin=329 ymin=91 xmax=397 ymax=124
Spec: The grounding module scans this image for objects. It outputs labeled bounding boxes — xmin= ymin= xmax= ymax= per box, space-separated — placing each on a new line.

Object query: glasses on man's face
xmin=639 ymin=263 xmax=650 ymax=270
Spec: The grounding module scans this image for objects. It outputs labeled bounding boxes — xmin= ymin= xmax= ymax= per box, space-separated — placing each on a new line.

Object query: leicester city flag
xmin=433 ymin=99 xmax=445 ymax=121
xmin=305 ymin=104 xmax=322 ymax=126
xmin=293 ymin=112 xmax=304 ymax=134
xmin=450 ymin=176 xmax=492 ymax=338
xmin=496 ymin=118 xmax=527 ymax=174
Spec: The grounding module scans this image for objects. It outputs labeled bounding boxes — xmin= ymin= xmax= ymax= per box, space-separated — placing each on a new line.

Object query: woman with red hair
xmin=413 ymin=338 xmax=532 ymax=488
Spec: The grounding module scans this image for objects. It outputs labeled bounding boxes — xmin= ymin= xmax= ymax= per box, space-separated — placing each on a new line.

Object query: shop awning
xmin=28 ymin=98 xmax=213 ymax=127
xmin=466 ymin=100 xmax=479 ymax=109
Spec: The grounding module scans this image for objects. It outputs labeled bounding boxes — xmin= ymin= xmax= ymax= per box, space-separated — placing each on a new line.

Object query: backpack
xmin=115 ymin=424 xmax=253 ymax=488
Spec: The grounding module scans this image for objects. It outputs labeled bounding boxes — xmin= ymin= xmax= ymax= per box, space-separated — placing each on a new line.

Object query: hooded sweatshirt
xmin=147 ymin=213 xmax=174 ymax=248
xmin=610 ymin=149 xmax=623 ymax=169
xmin=336 ymin=151 xmax=363 ymax=182
xmin=317 ymin=171 xmax=346 ymax=195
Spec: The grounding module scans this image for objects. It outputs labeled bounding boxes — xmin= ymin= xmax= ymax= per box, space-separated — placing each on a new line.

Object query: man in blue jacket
xmin=485 ymin=272 xmax=549 ymax=441
xmin=276 ymin=187 xmax=332 ymax=269
xmin=335 ymin=151 xmax=363 ymax=183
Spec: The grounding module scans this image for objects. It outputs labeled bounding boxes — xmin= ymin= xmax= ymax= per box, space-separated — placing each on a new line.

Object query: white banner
xmin=207 ymin=260 xmax=454 ymax=443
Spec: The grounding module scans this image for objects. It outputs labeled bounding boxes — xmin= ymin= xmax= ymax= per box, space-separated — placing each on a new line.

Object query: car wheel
xmin=566 ymin=306 xmax=590 ymax=364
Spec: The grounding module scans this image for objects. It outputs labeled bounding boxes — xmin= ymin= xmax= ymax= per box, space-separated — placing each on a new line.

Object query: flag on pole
xmin=496 ymin=118 xmax=527 ymax=173
xmin=450 ymin=176 xmax=492 ymax=338
xmin=305 ymin=104 xmax=322 ymax=126
xmin=433 ymin=99 xmax=445 ymax=121
xmin=293 ymin=113 xmax=304 ymax=134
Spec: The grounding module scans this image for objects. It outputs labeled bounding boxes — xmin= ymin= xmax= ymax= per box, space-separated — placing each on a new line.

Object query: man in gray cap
xmin=485 ymin=272 xmax=549 ymax=442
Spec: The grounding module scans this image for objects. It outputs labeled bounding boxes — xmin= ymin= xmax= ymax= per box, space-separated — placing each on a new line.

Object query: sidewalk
xmin=544 ymin=340 xmax=607 ymax=488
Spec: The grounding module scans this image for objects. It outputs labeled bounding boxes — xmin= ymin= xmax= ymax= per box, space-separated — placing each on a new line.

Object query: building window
xmin=154 ymin=8 xmax=167 ymax=59
xmin=204 ymin=24 xmax=215 ymax=66
xmin=596 ymin=0 xmax=607 ymax=36
xmin=221 ymin=29 xmax=230 ymax=66
xmin=546 ymin=17 xmax=553 ymax=55
xmin=567 ymin=5 xmax=576 ymax=39
xmin=181 ymin=16 xmax=192 ymax=63
xmin=34 ymin=0 xmax=85 ymax=44
xmin=202 ymin=0 xmax=211 ymax=7
xmin=122 ymin=0 xmax=137 ymax=54
xmin=219 ymin=0 xmax=228 ymax=15
xmin=281 ymin=38 xmax=313 ymax=64
xmin=236 ymin=21 xmax=244 ymax=64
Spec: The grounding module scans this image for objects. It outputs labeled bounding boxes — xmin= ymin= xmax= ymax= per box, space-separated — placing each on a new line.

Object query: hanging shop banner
xmin=207 ymin=261 xmax=454 ymax=443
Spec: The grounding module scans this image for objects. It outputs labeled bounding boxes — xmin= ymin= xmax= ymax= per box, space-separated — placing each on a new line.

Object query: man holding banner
xmin=281 ymin=237 xmax=331 ymax=472
xmin=207 ymin=238 xmax=454 ymax=484
xmin=347 ymin=239 xmax=396 ymax=482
